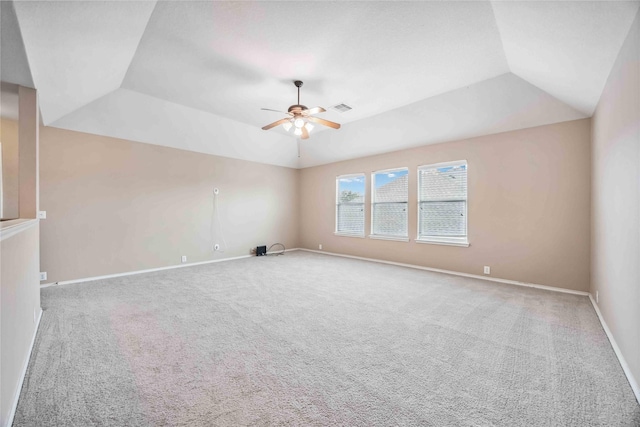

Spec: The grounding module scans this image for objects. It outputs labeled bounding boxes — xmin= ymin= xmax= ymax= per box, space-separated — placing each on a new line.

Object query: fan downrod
xmin=294 ymin=80 xmax=303 ymax=105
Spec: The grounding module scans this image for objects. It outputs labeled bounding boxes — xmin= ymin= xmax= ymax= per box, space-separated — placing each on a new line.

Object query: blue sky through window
xmin=437 ymin=165 xmax=466 ymax=173
xmin=338 ymin=176 xmax=365 ymax=194
xmin=374 ymin=169 xmax=408 ymax=189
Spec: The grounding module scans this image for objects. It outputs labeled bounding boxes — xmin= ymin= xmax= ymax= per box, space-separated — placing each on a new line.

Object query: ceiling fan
xmin=261 ymin=80 xmax=341 ymax=139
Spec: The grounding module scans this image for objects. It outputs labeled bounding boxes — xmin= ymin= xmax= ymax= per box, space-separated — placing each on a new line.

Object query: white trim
xmin=417 ymin=159 xmax=468 ymax=170
xmin=334 ymin=232 xmax=366 ymax=239
xmin=41 ymin=248 xmax=301 ymax=287
xmin=588 ymin=295 xmax=640 ymax=404
xmin=6 ymin=308 xmax=42 ymax=427
xmin=417 ymin=160 xmax=468 ymax=247
xmin=416 ymin=237 xmax=469 ymax=247
xmin=370 ymin=166 xmax=409 ymax=175
xmin=33 ymin=247 xmax=640 ymax=408
xmin=336 ymin=173 xmax=366 ymax=236
xmin=368 ymin=234 xmax=410 ymax=242
xmin=336 ymin=172 xmax=365 ymax=180
xmin=371 ymin=167 xmax=409 ymax=238
xmin=0 ymin=219 xmax=38 ymax=242
xmin=298 ymin=248 xmax=589 ymax=296
xmin=301 ymin=249 xmax=640 ymax=399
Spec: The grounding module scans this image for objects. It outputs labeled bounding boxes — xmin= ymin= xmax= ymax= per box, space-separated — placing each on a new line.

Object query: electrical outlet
xmin=250 ymin=247 xmax=256 ymax=254
xmin=596 ymin=291 xmax=599 ymax=304
xmin=214 ymin=244 xmax=220 ymax=251
xmin=319 ymin=244 xmax=323 ymax=250
xmin=38 ymin=211 xmax=47 ymax=219
xmin=483 ymin=266 xmax=490 ymax=275
xmin=39 ymin=272 xmax=47 ymax=281
xmin=181 ymin=255 xmax=187 ymax=263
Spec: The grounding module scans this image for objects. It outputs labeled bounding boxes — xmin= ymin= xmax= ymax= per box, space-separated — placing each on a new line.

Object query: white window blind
xmin=418 ymin=161 xmax=468 ymax=245
xmin=336 ymin=174 xmax=365 ymax=236
xmin=371 ymin=168 xmax=408 ymax=238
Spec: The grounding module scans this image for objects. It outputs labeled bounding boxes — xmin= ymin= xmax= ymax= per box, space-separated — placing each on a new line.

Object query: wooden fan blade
xmin=304 ymin=106 xmax=326 ymax=115
xmin=301 ymin=126 xmax=310 ymax=140
xmin=306 ymin=116 xmax=341 ymax=129
xmin=261 ymin=108 xmax=291 ymax=115
xmin=262 ymin=118 xmax=290 ymax=130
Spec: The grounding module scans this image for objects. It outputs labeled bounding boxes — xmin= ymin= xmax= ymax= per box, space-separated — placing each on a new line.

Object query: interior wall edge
xmin=297 ymin=248 xmax=639 ymax=405
xmin=589 ymin=8 xmax=640 ymax=396
xmin=589 ymin=295 xmax=640 ymax=404
xmin=299 ymin=248 xmax=589 ymax=296
xmin=40 ymin=248 xmax=302 ymax=288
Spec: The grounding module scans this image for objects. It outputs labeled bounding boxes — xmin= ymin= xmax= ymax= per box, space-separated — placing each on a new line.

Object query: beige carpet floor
xmin=13 ymin=251 xmax=640 ymax=426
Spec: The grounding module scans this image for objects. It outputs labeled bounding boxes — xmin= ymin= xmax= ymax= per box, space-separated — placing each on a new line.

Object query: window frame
xmin=369 ymin=167 xmax=409 ymax=242
xmin=335 ymin=173 xmax=366 ymax=238
xmin=416 ymin=160 xmax=469 ymax=247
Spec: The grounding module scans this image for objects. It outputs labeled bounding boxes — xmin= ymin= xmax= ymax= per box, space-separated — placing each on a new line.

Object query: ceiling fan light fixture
xmin=261 ymin=80 xmax=340 ymax=139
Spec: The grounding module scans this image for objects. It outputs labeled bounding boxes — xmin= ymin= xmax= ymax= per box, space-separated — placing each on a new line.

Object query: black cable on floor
xmin=266 ymin=243 xmax=285 ymax=256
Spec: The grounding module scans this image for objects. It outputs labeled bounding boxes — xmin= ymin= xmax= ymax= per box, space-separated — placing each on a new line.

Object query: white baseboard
xmin=5 ymin=307 xmax=42 ymax=427
xmin=300 ymin=248 xmax=639 ymax=404
xmin=299 ymin=248 xmax=589 ymax=296
xmin=41 ymin=248 xmax=301 ymax=287
xmin=33 ymin=247 xmax=639 ymax=407
xmin=588 ymin=295 xmax=640 ymax=404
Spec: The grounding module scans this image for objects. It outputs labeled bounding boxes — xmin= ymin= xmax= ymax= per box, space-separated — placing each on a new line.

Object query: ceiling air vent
xmin=331 ymin=103 xmax=352 ymax=113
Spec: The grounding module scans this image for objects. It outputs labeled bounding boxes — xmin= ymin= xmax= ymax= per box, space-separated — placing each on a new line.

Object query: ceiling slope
xmin=12 ymin=0 xmax=157 ymax=124
xmin=121 ymin=1 xmax=509 ymax=131
xmin=491 ymin=1 xmax=640 ymax=115
xmin=299 ymin=73 xmax=587 ymax=168
xmin=50 ymin=88 xmax=300 ymax=169
xmin=4 ymin=1 xmax=636 ymax=168
xmin=0 ymin=1 xmax=34 ymax=88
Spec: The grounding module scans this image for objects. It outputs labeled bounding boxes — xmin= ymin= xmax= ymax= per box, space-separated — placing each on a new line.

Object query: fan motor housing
xmin=288 ymin=105 xmax=308 ymax=113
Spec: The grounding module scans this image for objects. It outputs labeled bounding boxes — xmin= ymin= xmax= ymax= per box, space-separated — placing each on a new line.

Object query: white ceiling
xmin=1 ymin=1 xmax=638 ymax=168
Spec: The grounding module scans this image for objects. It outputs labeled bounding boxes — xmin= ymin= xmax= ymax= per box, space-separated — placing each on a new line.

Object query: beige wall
xmin=1 ymin=119 xmax=19 ymax=219
xmin=39 ymin=126 xmax=300 ymax=283
xmin=300 ymin=119 xmax=591 ymax=292
xmin=0 ymin=222 xmax=41 ymax=427
xmin=591 ymin=12 xmax=639 ymax=391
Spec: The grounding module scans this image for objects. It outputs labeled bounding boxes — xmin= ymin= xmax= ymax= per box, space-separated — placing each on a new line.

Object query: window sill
xmin=415 ymin=237 xmax=469 ymax=247
xmin=368 ymin=235 xmax=409 ymax=242
xmin=334 ymin=232 xmax=365 ymax=238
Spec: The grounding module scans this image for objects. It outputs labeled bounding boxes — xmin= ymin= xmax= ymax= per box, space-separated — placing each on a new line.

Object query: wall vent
xmin=331 ymin=103 xmax=352 ymax=113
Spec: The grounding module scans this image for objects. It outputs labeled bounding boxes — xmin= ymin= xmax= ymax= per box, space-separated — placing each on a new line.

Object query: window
xmin=335 ymin=174 xmax=365 ymax=236
xmin=371 ymin=168 xmax=408 ymax=240
xmin=417 ymin=160 xmax=468 ymax=246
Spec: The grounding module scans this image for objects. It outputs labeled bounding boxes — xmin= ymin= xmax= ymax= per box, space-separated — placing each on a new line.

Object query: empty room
xmin=1 ymin=1 xmax=639 ymax=426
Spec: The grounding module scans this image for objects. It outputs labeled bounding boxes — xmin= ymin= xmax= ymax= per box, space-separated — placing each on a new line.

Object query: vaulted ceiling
xmin=1 ymin=1 xmax=638 ymax=168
